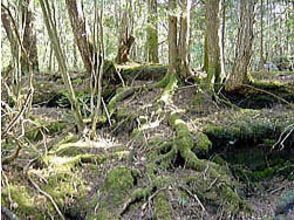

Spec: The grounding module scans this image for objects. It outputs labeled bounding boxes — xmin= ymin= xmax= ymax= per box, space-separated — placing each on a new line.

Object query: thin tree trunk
xmin=1 ymin=6 xmax=18 ymax=64
xmin=258 ymin=0 xmax=265 ymax=70
xmin=40 ymin=0 xmax=84 ymax=131
xmin=21 ymin=0 xmax=39 ymax=73
xmin=168 ymin=0 xmax=178 ymax=75
xmin=146 ymin=0 xmax=159 ymax=63
xmin=90 ymin=0 xmax=104 ymax=138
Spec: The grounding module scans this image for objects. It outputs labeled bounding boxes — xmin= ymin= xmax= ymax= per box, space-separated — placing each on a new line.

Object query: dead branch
xmin=179 ymin=185 xmax=206 ymax=213
xmin=2 ymin=88 xmax=33 ymax=139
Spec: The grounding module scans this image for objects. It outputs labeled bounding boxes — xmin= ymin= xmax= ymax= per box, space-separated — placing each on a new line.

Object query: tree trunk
xmin=1 ymin=5 xmax=18 ymax=63
xmin=146 ymin=0 xmax=159 ymax=63
xmin=167 ymin=0 xmax=178 ymax=75
xmin=258 ymin=0 xmax=265 ymax=70
xmin=219 ymin=0 xmax=226 ymax=80
xmin=65 ymin=0 xmax=93 ymax=74
xmin=115 ymin=4 xmax=135 ymax=64
xmin=178 ymin=0 xmax=191 ymax=78
xmin=204 ymin=0 xmax=221 ymax=86
xmin=225 ymin=0 xmax=256 ymax=91
xmin=1 ymin=1 xmax=38 ymax=73
xmin=21 ymin=0 xmax=39 ymax=73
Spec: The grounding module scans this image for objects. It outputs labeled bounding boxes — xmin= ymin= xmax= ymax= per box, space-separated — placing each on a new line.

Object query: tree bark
xmin=167 ymin=0 xmax=178 ymax=75
xmin=1 ymin=6 xmax=17 ymax=59
xmin=178 ymin=0 xmax=191 ymax=78
xmin=146 ymin=0 xmax=159 ymax=63
xmin=21 ymin=0 xmax=39 ymax=72
xmin=204 ymin=0 xmax=221 ymax=86
xmin=115 ymin=4 xmax=135 ymax=64
xmin=65 ymin=0 xmax=93 ymax=74
xmin=225 ymin=0 xmax=256 ymax=91
xmin=1 ymin=1 xmax=38 ymax=73
xmin=219 ymin=0 xmax=226 ymax=80
xmin=258 ymin=0 xmax=265 ymax=70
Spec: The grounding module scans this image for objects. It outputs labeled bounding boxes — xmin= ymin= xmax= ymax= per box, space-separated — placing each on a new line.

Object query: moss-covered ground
xmin=2 ymin=66 xmax=294 ymax=219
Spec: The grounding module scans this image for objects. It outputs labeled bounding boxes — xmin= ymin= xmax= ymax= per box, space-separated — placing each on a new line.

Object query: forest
xmin=1 ymin=0 xmax=294 ymax=219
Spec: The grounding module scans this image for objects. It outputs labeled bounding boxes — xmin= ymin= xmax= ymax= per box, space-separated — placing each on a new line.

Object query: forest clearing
xmin=1 ymin=0 xmax=294 ymax=219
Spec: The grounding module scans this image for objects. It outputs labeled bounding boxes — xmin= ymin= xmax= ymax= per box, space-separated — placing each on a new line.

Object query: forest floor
xmin=1 ymin=67 xmax=294 ymax=220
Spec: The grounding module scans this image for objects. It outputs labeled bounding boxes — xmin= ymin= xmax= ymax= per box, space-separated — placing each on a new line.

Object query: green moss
xmin=195 ymin=132 xmax=212 ymax=152
xmin=154 ymin=192 xmax=172 ymax=220
xmin=2 ymin=185 xmax=44 ymax=218
xmin=131 ymin=187 xmax=152 ymax=200
xmin=108 ymin=87 xmax=135 ymax=117
xmin=90 ymin=166 xmax=136 ymax=219
xmin=43 ymin=172 xmax=87 ymax=207
xmin=25 ymin=119 xmax=67 ymax=142
xmin=103 ymin=166 xmax=134 ymax=203
xmin=158 ymin=74 xmax=178 ymax=104
xmin=204 ymin=109 xmax=294 ymax=147
xmin=42 ymin=154 xmax=105 ymax=172
xmin=120 ymin=63 xmax=166 ymax=81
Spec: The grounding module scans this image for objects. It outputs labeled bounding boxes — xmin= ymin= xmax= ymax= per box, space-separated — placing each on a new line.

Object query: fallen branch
xmin=179 ymin=185 xmax=206 ymax=213
xmin=242 ymin=83 xmax=293 ymax=107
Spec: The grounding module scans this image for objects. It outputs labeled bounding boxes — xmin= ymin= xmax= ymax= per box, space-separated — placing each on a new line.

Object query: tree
xmin=146 ymin=0 xmax=159 ymax=63
xmin=166 ymin=0 xmax=191 ymax=78
xmin=21 ymin=0 xmax=39 ymax=72
xmin=225 ymin=0 xmax=256 ymax=91
xmin=65 ymin=0 xmax=94 ymax=74
xmin=220 ymin=0 xmax=226 ymax=80
xmin=1 ymin=4 xmax=18 ymax=66
xmin=1 ymin=0 xmax=39 ymax=73
xmin=178 ymin=0 xmax=192 ymax=77
xmin=258 ymin=0 xmax=265 ymax=70
xmin=40 ymin=0 xmax=84 ymax=131
xmin=203 ymin=0 xmax=221 ymax=88
xmin=167 ymin=0 xmax=178 ymax=75
xmin=115 ymin=2 xmax=135 ymax=64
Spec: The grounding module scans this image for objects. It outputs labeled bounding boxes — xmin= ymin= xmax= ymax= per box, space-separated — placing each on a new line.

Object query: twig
xmin=115 ymin=67 xmax=126 ymax=87
xmin=102 ymin=97 xmax=112 ymax=126
xmin=179 ymin=185 xmax=206 ymax=213
xmin=140 ymin=187 xmax=167 ymax=215
xmin=272 ymin=123 xmax=294 ymax=150
xmin=268 ymin=182 xmax=291 ymax=194
xmin=2 ymin=88 xmax=33 ymax=139
xmin=27 ymin=172 xmax=65 ymax=220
